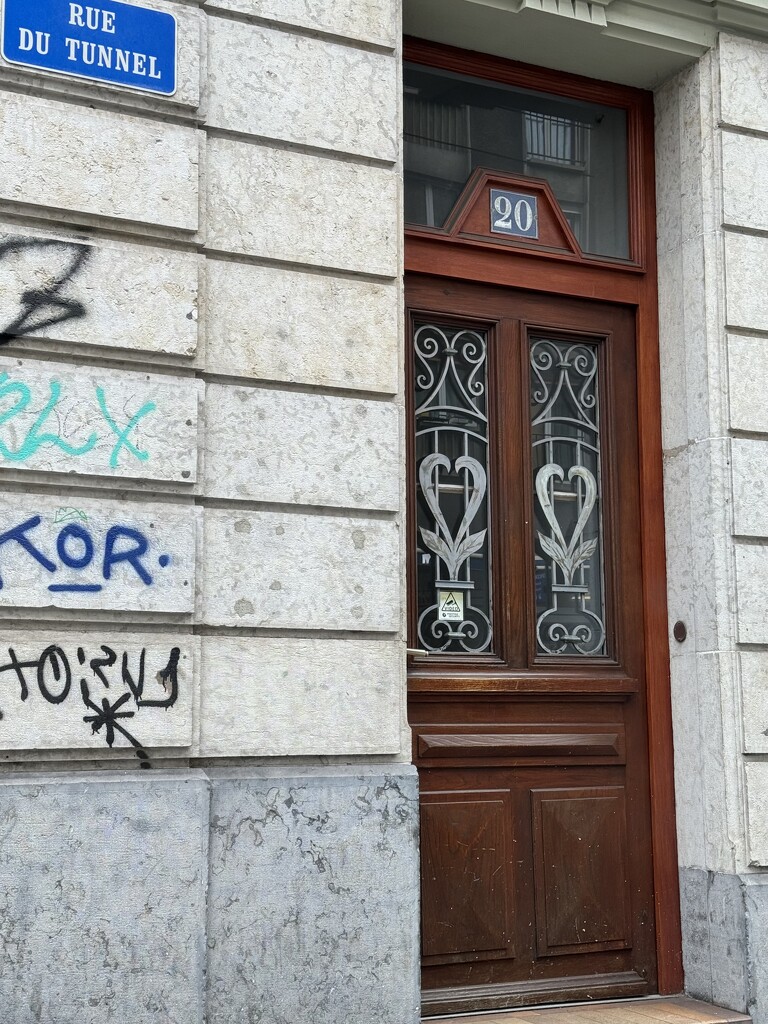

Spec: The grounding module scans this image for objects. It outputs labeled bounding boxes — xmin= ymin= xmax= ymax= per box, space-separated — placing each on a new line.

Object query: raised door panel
xmin=531 ymin=786 xmax=631 ymax=957
xmin=420 ymin=789 xmax=515 ymax=962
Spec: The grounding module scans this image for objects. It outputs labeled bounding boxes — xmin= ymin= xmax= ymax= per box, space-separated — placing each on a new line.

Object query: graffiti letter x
xmin=95 ymin=387 xmax=157 ymax=468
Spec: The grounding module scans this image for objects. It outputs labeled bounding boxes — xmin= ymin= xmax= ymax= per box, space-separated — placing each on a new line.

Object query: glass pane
xmin=404 ymin=64 xmax=629 ymax=259
xmin=530 ymin=337 xmax=606 ymax=655
xmin=414 ymin=322 xmax=493 ymax=654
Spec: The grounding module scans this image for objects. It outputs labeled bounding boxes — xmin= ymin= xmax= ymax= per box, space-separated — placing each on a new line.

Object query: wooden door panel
xmin=420 ymin=789 xmax=514 ymax=961
xmin=415 ymin=723 xmax=626 ymax=766
xmin=531 ymin=786 xmax=631 ymax=957
xmin=407 ymin=277 xmax=658 ymax=1012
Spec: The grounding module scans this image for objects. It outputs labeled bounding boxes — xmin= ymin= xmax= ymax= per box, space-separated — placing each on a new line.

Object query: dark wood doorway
xmin=408 ymin=278 xmax=656 ymax=1015
xmin=404 ymin=39 xmax=682 ymax=1018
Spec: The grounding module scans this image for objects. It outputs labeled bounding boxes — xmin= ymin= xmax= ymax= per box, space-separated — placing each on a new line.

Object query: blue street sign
xmin=1 ymin=0 xmax=177 ymax=96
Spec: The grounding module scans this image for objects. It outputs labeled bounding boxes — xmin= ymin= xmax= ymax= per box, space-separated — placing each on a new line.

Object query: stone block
xmin=0 ymin=630 xmax=195 ymax=752
xmin=725 ymin=234 xmax=768 ymax=333
xmin=678 ymin=867 xmax=713 ymax=1003
xmin=654 ymin=76 xmax=683 ymax=256
xmin=719 ymin=34 xmax=768 ymax=135
xmin=740 ymin=652 xmax=768 ymax=754
xmin=735 ymin=542 xmax=768 ymax=644
xmin=204 ymin=260 xmax=399 ymax=393
xmin=663 ymin=448 xmax=694 ymax=650
xmin=708 ymin=871 xmax=749 ymax=1011
xmin=206 ymin=139 xmax=398 ymax=276
xmin=685 ymin=439 xmax=733 ymax=654
xmin=207 ymin=19 xmax=397 ymax=161
xmin=204 ymin=384 xmax=400 ymax=510
xmin=722 ymin=131 xmax=768 ymax=232
xmin=206 ymin=766 xmax=420 ymax=1024
xmin=198 ymin=635 xmax=402 ymax=756
xmin=746 ymin=762 xmax=768 ymax=865
xmin=0 ymin=227 xmax=198 ymax=356
xmin=0 ymin=0 xmax=203 ymax=111
xmin=728 ymin=334 xmax=768 ymax=434
xmin=657 ymin=247 xmax=687 ymax=452
xmin=692 ymin=652 xmax=740 ymax=872
xmin=202 ymin=0 xmax=397 ymax=48
xmin=0 ymin=492 xmax=197 ymax=614
xmin=731 ymin=438 xmax=768 ymax=537
xmin=668 ymin=653 xmax=706 ymax=868
xmin=0 ymin=356 xmax=200 ymax=482
xmin=0 ymin=94 xmax=199 ymax=231
xmin=202 ymin=508 xmax=401 ymax=631
xmin=0 ymin=770 xmax=208 ymax=1024
xmin=743 ymin=875 xmax=768 ymax=1024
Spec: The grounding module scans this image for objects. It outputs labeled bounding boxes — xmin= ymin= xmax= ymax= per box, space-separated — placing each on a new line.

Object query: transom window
xmin=404 ymin=63 xmax=629 ymax=259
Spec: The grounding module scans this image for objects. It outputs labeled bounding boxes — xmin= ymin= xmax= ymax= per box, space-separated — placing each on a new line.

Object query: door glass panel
xmin=530 ymin=337 xmax=606 ymax=655
xmin=414 ymin=321 xmax=493 ymax=654
xmin=404 ymin=63 xmax=629 ymax=259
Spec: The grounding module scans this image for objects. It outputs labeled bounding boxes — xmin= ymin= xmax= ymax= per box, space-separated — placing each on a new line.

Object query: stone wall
xmin=0 ymin=0 xmax=405 ymax=765
xmin=0 ymin=2 xmax=419 ymax=1022
xmin=656 ymin=32 xmax=768 ymax=1023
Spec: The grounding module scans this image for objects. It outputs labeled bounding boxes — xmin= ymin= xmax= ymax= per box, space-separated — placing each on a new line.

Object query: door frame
xmin=404 ymin=36 xmax=683 ymax=996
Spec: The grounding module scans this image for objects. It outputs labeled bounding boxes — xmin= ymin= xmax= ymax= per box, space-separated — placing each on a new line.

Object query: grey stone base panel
xmin=680 ymin=866 xmax=768 ymax=1024
xmin=0 ymin=765 xmax=420 ymax=1024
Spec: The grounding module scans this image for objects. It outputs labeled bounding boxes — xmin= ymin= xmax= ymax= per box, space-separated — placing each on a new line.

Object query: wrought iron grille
xmin=530 ymin=337 xmax=606 ymax=655
xmin=414 ymin=322 xmax=493 ymax=654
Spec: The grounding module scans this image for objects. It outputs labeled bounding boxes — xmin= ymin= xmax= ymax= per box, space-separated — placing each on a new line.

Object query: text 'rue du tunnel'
xmin=18 ymin=4 xmax=163 ymax=81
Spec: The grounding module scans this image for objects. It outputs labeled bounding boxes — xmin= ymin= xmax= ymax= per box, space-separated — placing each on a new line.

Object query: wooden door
xmin=407 ymin=275 xmax=657 ymax=1016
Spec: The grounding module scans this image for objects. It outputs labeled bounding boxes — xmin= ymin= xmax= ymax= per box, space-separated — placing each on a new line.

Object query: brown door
xmin=407 ymin=275 xmax=657 ymax=1016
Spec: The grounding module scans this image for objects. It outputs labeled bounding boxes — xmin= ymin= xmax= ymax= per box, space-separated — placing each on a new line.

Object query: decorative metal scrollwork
xmin=531 ymin=339 xmax=606 ymax=656
xmin=414 ymin=323 xmax=493 ymax=654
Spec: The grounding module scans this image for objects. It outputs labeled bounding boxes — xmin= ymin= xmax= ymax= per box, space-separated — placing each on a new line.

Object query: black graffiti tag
xmin=0 ymin=237 xmax=92 ymax=344
xmin=0 ymin=643 xmax=181 ymax=768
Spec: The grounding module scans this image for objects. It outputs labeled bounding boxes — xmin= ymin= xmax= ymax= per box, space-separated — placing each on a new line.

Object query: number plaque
xmin=490 ymin=189 xmax=539 ymax=239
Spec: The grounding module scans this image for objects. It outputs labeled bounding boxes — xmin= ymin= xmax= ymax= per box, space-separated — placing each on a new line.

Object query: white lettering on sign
xmin=2 ymin=0 xmax=177 ymax=97
xmin=69 ymin=5 xmax=117 ymax=33
xmin=64 ymin=37 xmax=161 ymax=77
xmin=19 ymin=29 xmax=51 ymax=55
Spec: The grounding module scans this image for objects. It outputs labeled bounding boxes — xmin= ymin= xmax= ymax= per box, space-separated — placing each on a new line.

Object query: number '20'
xmin=492 ymin=194 xmax=535 ymax=235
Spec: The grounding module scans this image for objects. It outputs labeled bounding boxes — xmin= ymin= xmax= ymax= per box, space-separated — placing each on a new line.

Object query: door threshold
xmin=423 ymin=995 xmax=752 ymax=1023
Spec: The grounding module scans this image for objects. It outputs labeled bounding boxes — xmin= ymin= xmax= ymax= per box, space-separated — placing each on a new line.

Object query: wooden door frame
xmin=404 ymin=36 xmax=683 ymax=995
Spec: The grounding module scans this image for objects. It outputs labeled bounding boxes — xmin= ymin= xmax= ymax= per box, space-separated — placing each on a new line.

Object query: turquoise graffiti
xmin=0 ymin=371 xmax=156 ymax=469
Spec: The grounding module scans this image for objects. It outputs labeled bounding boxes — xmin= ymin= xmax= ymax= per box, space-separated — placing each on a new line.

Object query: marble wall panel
xmin=719 ymin=33 xmax=768 ymax=134
xmin=0 ymin=93 xmax=199 ymax=230
xmin=206 ymin=139 xmax=398 ymax=276
xmin=746 ymin=761 xmax=768 ymax=865
xmin=0 ymin=227 xmax=198 ymax=356
xmin=722 ymin=131 xmax=768 ymax=232
xmin=728 ymin=334 xmax=768 ymax=434
xmin=734 ymin=542 xmax=768 ymax=644
xmin=206 ymin=767 xmax=419 ymax=1024
xmin=204 ymin=384 xmax=399 ymax=510
xmin=740 ymin=652 xmax=768 ymax=754
xmin=0 ymin=492 xmax=197 ymax=614
xmin=0 ymin=357 xmax=200 ymax=483
xmin=207 ymin=19 xmax=397 ymax=161
xmin=0 ymin=771 xmax=208 ymax=1024
xmin=204 ymin=260 xmax=399 ymax=393
xmin=669 ymin=652 xmax=706 ymax=868
xmin=731 ymin=438 xmax=768 ymax=537
xmin=0 ymin=630 xmax=195 ymax=751
xmin=198 ymin=635 xmax=402 ymax=756
xmin=202 ymin=508 xmax=400 ymax=631
xmin=725 ymin=234 xmax=768 ymax=334
xmin=202 ymin=0 xmax=397 ymax=48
